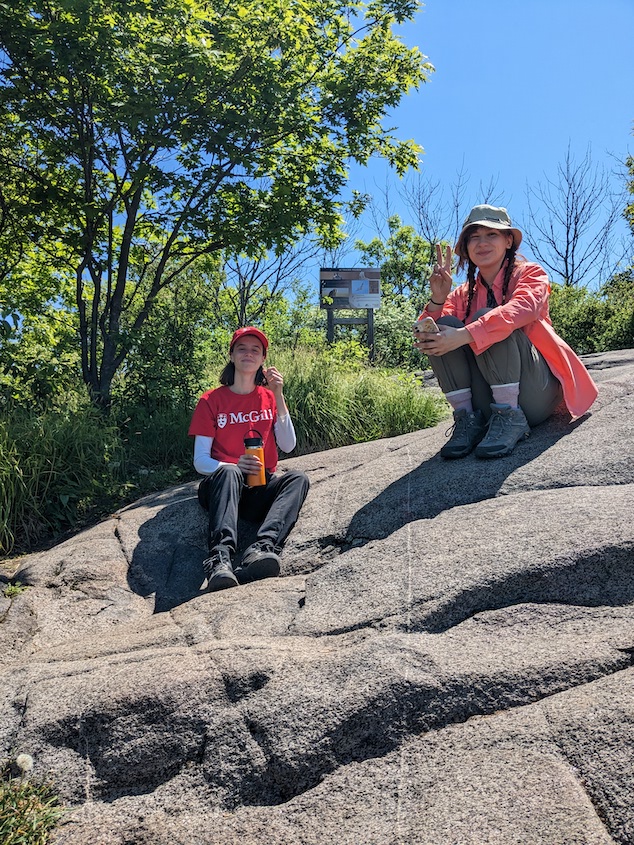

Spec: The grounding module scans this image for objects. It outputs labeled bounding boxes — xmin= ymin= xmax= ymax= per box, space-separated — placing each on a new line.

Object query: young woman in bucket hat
xmin=189 ymin=327 xmax=309 ymax=591
xmin=413 ymin=204 xmax=598 ymax=459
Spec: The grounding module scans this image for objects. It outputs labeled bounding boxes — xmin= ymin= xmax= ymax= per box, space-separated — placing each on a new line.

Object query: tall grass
xmin=1 ymin=350 xmax=447 ymax=556
xmin=0 ymin=400 xmax=195 ymax=556
xmin=268 ymin=347 xmax=448 ymax=454
xmin=0 ymin=402 xmax=123 ymax=553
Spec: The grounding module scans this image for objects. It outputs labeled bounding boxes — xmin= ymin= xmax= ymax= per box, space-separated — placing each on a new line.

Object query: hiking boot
xmin=234 ymin=541 xmax=281 ymax=584
xmin=474 ymin=403 xmax=531 ymax=459
xmin=440 ymin=409 xmax=488 ymax=459
xmin=203 ymin=546 xmax=239 ymax=592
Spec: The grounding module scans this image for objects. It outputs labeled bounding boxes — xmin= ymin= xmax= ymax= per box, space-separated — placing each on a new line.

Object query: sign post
xmin=319 ymin=268 xmax=381 ymax=361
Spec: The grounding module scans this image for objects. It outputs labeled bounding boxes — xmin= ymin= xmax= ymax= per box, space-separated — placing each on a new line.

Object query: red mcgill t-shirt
xmin=188 ymin=385 xmax=279 ymax=472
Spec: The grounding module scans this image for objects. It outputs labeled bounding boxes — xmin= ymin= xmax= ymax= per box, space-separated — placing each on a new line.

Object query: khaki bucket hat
xmin=455 ymin=204 xmax=522 ymax=259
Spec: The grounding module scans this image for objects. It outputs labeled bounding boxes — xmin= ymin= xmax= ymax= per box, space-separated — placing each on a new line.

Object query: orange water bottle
xmin=244 ymin=430 xmax=266 ymax=487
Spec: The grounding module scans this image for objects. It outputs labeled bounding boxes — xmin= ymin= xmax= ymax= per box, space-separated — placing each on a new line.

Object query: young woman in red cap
xmin=414 ymin=204 xmax=598 ymax=459
xmin=189 ymin=327 xmax=309 ymax=591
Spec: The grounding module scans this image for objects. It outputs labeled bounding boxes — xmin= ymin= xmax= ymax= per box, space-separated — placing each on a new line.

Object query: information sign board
xmin=319 ymin=268 xmax=381 ymax=309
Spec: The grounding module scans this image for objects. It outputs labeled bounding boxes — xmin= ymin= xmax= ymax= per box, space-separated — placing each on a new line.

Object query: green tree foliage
xmin=548 ymin=271 xmax=634 ymax=355
xmin=0 ymin=0 xmax=431 ymax=407
xmin=0 ymin=308 xmax=81 ymax=409
xmin=355 ymin=214 xmax=435 ymax=366
xmin=117 ymin=257 xmax=223 ymax=411
xmin=356 ymin=214 xmax=433 ymax=309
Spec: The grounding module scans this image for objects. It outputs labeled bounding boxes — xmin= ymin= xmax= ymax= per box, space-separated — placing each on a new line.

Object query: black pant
xmin=197 ymin=465 xmax=310 ymax=556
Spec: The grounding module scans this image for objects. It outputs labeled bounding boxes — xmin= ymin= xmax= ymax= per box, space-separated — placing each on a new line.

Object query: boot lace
xmin=483 ymin=411 xmax=509 ymax=440
xmin=445 ymin=414 xmax=468 ymax=440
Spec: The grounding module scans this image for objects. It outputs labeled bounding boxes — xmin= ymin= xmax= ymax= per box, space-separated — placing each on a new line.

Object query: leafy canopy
xmin=0 ymin=0 xmax=431 ymax=404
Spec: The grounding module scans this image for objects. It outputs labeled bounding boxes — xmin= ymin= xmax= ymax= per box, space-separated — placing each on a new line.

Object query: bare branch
xmin=522 ymin=146 xmax=626 ymax=287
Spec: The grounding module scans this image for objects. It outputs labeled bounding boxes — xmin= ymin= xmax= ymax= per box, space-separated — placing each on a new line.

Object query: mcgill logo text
xmin=229 ymin=409 xmax=274 ymax=425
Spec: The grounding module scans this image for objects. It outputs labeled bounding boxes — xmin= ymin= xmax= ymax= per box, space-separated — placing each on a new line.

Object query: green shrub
xmin=549 ymin=277 xmax=634 ymax=355
xmin=597 ymin=270 xmax=634 ymax=351
xmin=548 ymin=284 xmax=606 ymax=354
xmin=118 ymin=405 xmax=193 ymax=471
xmin=0 ymin=400 xmax=125 ymax=553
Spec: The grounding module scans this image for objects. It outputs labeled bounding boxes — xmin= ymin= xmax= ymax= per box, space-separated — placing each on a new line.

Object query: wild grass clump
xmin=0 ymin=398 xmax=195 ymax=556
xmin=118 ymin=403 xmax=193 ymax=470
xmin=0 ymin=765 xmax=64 ymax=845
xmin=269 ymin=346 xmax=448 ymax=454
xmin=0 ymin=398 xmax=127 ymax=554
xmin=3 ymin=581 xmax=27 ymax=598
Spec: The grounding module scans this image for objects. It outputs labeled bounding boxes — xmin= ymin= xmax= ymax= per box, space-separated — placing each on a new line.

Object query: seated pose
xmin=189 ymin=327 xmax=309 ymax=591
xmin=414 ymin=204 xmax=598 ymax=459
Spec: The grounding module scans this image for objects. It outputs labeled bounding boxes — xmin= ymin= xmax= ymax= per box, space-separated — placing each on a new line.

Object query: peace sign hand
xmin=429 ymin=243 xmax=453 ymax=305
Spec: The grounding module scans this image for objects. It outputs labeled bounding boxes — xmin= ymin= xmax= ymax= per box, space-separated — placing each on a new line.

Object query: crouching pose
xmin=414 ymin=204 xmax=598 ymax=459
xmin=189 ymin=327 xmax=309 ymax=591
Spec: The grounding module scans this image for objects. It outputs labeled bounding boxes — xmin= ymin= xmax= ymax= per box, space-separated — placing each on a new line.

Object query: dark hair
xmin=219 ymin=362 xmax=267 ymax=386
xmin=463 ymin=245 xmax=519 ymax=319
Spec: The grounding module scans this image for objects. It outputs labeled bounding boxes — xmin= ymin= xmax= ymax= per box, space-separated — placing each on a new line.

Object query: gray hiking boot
xmin=474 ymin=403 xmax=531 ymax=459
xmin=203 ymin=546 xmax=239 ymax=592
xmin=235 ymin=541 xmax=281 ymax=584
xmin=440 ymin=409 xmax=488 ymax=459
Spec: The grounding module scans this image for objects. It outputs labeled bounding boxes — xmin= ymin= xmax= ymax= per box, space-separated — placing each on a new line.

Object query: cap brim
xmin=230 ymin=330 xmax=268 ymax=353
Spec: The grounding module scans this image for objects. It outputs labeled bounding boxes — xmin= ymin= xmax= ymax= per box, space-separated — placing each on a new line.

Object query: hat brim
xmin=455 ymin=222 xmax=522 ymax=260
xmin=230 ymin=328 xmax=269 ymax=355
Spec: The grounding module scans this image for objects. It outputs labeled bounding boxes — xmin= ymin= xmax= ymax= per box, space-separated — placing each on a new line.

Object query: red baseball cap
xmin=229 ymin=326 xmax=269 ymax=355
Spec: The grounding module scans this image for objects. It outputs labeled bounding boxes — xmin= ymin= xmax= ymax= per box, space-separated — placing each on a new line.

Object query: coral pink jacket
xmin=419 ymin=261 xmax=598 ymax=419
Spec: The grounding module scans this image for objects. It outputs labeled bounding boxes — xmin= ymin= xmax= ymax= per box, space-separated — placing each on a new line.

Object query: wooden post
xmin=326 ymin=309 xmax=334 ymax=343
xmin=367 ymin=308 xmax=375 ymax=363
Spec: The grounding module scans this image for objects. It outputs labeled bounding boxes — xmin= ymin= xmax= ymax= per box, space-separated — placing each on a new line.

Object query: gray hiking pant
xmin=429 ymin=311 xmax=563 ymax=426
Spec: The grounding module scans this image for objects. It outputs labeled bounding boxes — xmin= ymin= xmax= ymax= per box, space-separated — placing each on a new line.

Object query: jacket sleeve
xmin=465 ymin=263 xmax=551 ymax=353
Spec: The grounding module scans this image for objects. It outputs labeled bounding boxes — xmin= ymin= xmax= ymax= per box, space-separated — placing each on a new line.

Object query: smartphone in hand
xmin=413 ymin=316 xmax=439 ymax=336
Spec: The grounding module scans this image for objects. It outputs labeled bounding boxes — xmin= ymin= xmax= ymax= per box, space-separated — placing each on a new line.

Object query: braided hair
xmin=462 ymin=244 xmax=518 ymax=320
xmin=500 ymin=245 xmax=518 ymax=304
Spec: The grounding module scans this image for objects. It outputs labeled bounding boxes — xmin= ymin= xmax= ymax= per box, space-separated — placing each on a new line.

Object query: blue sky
xmin=341 ymin=0 xmax=634 ymax=263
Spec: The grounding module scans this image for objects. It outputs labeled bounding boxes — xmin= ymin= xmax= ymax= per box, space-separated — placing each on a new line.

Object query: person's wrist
xmin=429 ymin=297 xmax=445 ymax=306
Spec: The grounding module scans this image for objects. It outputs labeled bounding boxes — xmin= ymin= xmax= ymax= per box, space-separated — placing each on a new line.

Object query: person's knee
xmin=217 ymin=464 xmax=243 ymax=479
xmin=285 ymin=468 xmax=310 ymax=493
xmin=437 ymin=315 xmax=464 ymax=328
xmin=472 ymin=307 xmax=493 ymax=319
xmin=209 ymin=463 xmax=244 ymax=491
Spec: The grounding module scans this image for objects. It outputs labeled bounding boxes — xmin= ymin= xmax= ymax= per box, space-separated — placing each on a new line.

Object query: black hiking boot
xmin=235 ymin=541 xmax=281 ymax=584
xmin=440 ymin=409 xmax=488 ymax=459
xmin=203 ymin=546 xmax=239 ymax=592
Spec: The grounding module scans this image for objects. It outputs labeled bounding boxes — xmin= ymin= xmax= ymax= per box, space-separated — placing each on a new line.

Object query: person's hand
xmin=413 ymin=325 xmax=470 ymax=356
xmin=237 ymin=453 xmax=262 ymax=474
xmin=263 ymin=366 xmax=284 ymax=397
xmin=429 ymin=243 xmax=453 ymax=305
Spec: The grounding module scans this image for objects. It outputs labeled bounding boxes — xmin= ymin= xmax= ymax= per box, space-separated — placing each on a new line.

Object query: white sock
xmin=445 ymin=388 xmax=473 ymax=413
xmin=491 ymin=382 xmax=520 ymax=408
